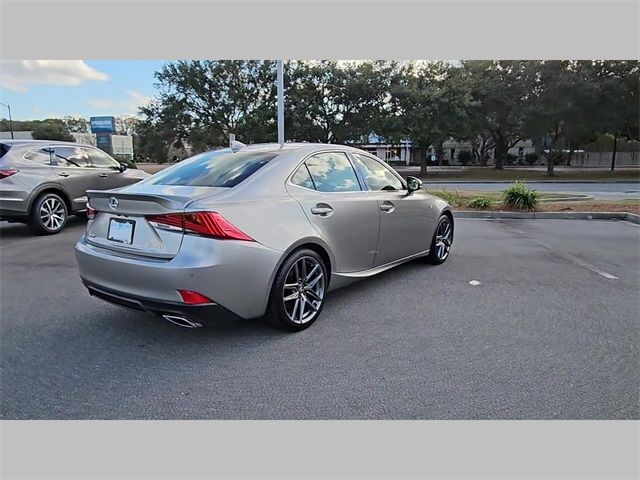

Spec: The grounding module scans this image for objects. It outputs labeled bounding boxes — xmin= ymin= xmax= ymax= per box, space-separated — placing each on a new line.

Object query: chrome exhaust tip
xmin=162 ymin=314 xmax=203 ymax=329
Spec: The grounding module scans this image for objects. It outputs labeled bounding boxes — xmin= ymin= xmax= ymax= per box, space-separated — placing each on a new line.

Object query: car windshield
xmin=146 ymin=149 xmax=277 ymax=188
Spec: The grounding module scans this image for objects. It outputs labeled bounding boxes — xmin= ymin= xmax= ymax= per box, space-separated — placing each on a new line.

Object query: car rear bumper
xmin=82 ymin=279 xmax=241 ymax=324
xmin=75 ymin=233 xmax=284 ymax=320
xmin=0 ymin=195 xmax=29 ymax=217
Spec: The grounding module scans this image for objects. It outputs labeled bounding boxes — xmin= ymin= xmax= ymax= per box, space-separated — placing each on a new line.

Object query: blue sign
xmin=95 ymin=132 xmax=113 ymax=154
xmin=90 ymin=116 xmax=115 ymax=133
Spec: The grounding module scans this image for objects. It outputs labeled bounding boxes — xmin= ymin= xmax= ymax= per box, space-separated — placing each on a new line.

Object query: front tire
xmin=266 ymin=249 xmax=328 ymax=332
xmin=427 ymin=214 xmax=453 ymax=264
xmin=29 ymin=192 xmax=68 ymax=235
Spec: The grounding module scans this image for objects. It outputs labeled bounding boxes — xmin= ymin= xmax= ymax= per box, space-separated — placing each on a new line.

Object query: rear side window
xmin=24 ymin=149 xmax=52 ymax=165
xmin=51 ymin=146 xmax=89 ymax=168
xmin=290 ymin=164 xmax=315 ymax=190
xmin=147 ymin=150 xmax=277 ymax=188
xmin=305 ymin=152 xmax=361 ymax=193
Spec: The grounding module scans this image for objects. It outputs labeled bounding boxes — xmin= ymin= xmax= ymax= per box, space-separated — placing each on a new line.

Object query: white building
xmin=354 ymin=133 xmax=536 ymax=165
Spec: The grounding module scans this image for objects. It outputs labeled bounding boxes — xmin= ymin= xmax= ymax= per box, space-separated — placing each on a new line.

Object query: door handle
xmin=99 ymin=173 xmax=109 ymax=178
xmin=58 ymin=172 xmax=69 ymax=178
xmin=380 ymin=201 xmax=395 ymax=213
xmin=310 ymin=205 xmax=333 ymax=216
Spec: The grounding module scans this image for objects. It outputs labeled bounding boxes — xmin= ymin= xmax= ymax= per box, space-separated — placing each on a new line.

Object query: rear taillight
xmin=177 ymin=289 xmax=215 ymax=305
xmin=147 ymin=212 xmax=253 ymax=241
xmin=0 ymin=169 xmax=18 ymax=179
xmin=86 ymin=203 xmax=96 ymax=220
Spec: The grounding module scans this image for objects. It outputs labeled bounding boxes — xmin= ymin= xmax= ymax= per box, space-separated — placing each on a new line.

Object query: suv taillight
xmin=86 ymin=203 xmax=96 ymax=220
xmin=0 ymin=169 xmax=18 ymax=179
xmin=146 ymin=212 xmax=253 ymax=241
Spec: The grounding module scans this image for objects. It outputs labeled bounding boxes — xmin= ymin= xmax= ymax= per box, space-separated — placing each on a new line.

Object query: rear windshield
xmin=146 ymin=149 xmax=277 ymax=188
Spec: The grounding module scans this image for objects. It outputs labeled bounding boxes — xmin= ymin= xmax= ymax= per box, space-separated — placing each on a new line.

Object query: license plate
xmin=108 ymin=218 xmax=135 ymax=244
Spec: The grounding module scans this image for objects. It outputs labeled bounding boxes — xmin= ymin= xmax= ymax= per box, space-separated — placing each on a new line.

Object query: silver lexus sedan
xmin=75 ymin=143 xmax=453 ymax=331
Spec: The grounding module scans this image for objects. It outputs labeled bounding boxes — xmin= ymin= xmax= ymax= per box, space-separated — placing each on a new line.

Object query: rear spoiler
xmin=86 ymin=190 xmax=195 ymax=216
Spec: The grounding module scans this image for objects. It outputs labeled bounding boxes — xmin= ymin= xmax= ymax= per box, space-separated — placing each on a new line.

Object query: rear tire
xmin=266 ymin=248 xmax=328 ymax=332
xmin=427 ymin=214 xmax=453 ymax=264
xmin=29 ymin=192 xmax=68 ymax=235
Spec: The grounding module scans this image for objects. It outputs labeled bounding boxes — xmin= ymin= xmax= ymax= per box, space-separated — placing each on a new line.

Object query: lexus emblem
xmin=108 ymin=197 xmax=119 ymax=210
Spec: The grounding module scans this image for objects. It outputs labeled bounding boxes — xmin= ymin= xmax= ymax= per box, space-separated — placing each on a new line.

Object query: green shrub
xmin=457 ymin=150 xmax=473 ymax=166
xmin=505 ymin=153 xmax=518 ymax=165
xmin=524 ymin=152 xmax=539 ymax=165
xmin=468 ymin=196 xmax=492 ymax=209
xmin=502 ymin=181 xmax=539 ymax=210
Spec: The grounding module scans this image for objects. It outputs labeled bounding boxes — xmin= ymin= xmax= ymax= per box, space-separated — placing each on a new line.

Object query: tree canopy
xmin=2 ymin=60 xmax=636 ymax=170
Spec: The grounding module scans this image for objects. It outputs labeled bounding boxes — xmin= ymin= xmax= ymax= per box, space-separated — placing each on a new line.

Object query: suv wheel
xmin=30 ymin=193 xmax=68 ymax=235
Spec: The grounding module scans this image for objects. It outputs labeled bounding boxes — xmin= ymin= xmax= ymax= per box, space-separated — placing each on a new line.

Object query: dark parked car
xmin=0 ymin=140 xmax=149 ymax=234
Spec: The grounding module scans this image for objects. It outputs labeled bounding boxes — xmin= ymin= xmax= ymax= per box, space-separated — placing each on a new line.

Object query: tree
xmin=589 ymin=61 xmax=640 ymax=170
xmin=63 ymin=116 xmax=89 ymax=133
xmin=148 ymin=60 xmax=277 ymax=150
xmin=286 ymin=60 xmax=393 ymax=144
xmin=462 ymin=61 xmax=536 ymax=169
xmin=115 ymin=115 xmax=140 ymax=136
xmin=386 ymin=62 xmax=472 ymax=174
xmin=31 ymin=119 xmax=74 ymax=142
xmin=525 ymin=61 xmax=600 ymax=175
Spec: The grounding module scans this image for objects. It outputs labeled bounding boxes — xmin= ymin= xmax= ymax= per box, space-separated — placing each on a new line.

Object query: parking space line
xmin=513 ymin=230 xmax=618 ymax=280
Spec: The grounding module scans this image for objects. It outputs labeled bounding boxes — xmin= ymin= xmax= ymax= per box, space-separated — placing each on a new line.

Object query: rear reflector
xmin=177 ymin=289 xmax=214 ymax=305
xmin=147 ymin=212 xmax=253 ymax=241
xmin=0 ymin=169 xmax=18 ymax=179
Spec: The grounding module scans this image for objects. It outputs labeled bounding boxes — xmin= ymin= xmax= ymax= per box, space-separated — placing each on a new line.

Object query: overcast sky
xmin=0 ymin=60 xmax=164 ymax=120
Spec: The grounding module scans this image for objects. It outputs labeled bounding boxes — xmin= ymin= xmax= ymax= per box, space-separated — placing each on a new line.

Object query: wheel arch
xmin=28 ymin=185 xmax=73 ymax=215
xmin=269 ymin=237 xmax=335 ymax=291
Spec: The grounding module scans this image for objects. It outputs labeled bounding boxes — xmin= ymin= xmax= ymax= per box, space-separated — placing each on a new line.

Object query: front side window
xmin=85 ymin=148 xmax=120 ymax=169
xmin=351 ymin=153 xmax=404 ymax=191
xmin=51 ymin=147 xmax=89 ymax=168
xmin=305 ymin=152 xmax=361 ymax=193
xmin=24 ymin=149 xmax=52 ymax=165
xmin=146 ymin=150 xmax=277 ymax=188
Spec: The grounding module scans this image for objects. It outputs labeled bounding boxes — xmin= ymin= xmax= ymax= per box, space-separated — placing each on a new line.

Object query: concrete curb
xmin=455 ymin=211 xmax=640 ymax=224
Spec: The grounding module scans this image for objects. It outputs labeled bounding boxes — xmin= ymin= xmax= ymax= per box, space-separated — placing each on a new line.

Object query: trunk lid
xmin=85 ymin=185 xmax=228 ymax=258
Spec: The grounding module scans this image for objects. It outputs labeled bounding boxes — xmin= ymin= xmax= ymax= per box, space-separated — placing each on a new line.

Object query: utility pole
xmin=277 ymin=60 xmax=284 ymax=145
xmin=0 ymin=103 xmax=14 ymax=139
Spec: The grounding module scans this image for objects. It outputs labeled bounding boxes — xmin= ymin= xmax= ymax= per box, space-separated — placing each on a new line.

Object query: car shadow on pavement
xmin=0 ymin=216 xmax=86 ymax=239
xmin=91 ymin=257 xmax=438 ymax=345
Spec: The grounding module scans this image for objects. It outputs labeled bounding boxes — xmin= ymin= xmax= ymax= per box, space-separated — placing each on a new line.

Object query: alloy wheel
xmin=282 ymin=256 xmax=325 ymax=324
xmin=40 ymin=197 xmax=66 ymax=231
xmin=435 ymin=217 xmax=452 ymax=261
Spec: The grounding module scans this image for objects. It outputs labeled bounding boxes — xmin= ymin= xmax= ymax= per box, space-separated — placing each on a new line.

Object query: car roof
xmin=239 ymin=142 xmax=363 ymax=155
xmin=0 ymin=139 xmax=87 ymax=147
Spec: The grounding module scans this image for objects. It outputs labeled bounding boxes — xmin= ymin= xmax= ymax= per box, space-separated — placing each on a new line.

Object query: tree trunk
xmin=610 ymin=134 xmax=618 ymax=172
xmin=566 ymin=145 xmax=575 ymax=166
xmin=547 ymin=151 xmax=556 ymax=176
xmin=494 ymin=137 xmax=507 ymax=170
xmin=419 ymin=146 xmax=427 ymax=176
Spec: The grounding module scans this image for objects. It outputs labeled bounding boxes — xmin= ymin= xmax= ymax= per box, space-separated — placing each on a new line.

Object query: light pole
xmin=0 ymin=103 xmax=14 ymax=139
xmin=277 ymin=60 xmax=284 ymax=145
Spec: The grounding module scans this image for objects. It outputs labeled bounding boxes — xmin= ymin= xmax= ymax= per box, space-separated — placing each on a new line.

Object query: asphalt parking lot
xmin=0 ymin=217 xmax=638 ymax=419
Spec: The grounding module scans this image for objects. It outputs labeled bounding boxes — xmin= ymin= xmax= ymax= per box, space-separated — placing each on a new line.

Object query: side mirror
xmin=118 ymin=162 xmax=127 ymax=172
xmin=406 ymin=176 xmax=422 ymax=194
